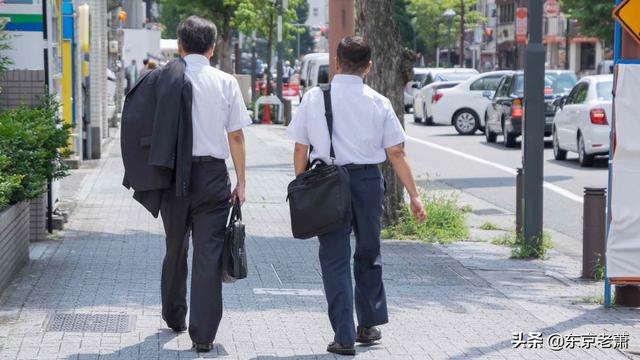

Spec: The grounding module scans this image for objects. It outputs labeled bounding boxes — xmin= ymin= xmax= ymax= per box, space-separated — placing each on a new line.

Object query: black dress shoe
xmin=169 ymin=324 xmax=187 ymax=332
xmin=356 ymin=326 xmax=382 ymax=344
xmin=327 ymin=341 xmax=356 ymax=356
xmin=192 ymin=342 xmax=214 ymax=353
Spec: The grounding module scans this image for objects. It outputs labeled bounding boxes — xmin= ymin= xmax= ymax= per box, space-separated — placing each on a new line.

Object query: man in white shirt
xmin=160 ymin=16 xmax=251 ymax=353
xmin=286 ymin=36 xmax=426 ymax=356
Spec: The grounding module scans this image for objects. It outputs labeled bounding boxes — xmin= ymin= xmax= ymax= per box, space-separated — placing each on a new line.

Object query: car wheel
xmin=453 ymin=110 xmax=479 ymax=135
xmin=413 ymin=105 xmax=422 ymax=123
xmin=552 ymin=127 xmax=567 ymax=160
xmin=423 ymin=105 xmax=434 ymax=125
xmin=503 ymin=121 xmax=517 ymax=148
xmin=578 ymin=134 xmax=594 ymax=167
xmin=485 ymin=125 xmax=497 ymax=143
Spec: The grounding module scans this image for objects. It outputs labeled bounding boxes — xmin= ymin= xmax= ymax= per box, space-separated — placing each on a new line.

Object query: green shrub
xmin=490 ymin=231 xmax=553 ymax=259
xmin=381 ymin=193 xmax=470 ymax=243
xmin=0 ymin=96 xmax=70 ymax=209
xmin=479 ymin=222 xmax=500 ymax=231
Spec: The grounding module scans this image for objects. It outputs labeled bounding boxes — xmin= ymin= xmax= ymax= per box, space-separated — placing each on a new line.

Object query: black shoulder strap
xmin=321 ymin=86 xmax=335 ymax=162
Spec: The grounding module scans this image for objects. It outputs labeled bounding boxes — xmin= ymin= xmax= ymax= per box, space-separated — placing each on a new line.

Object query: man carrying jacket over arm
xmin=286 ymin=36 xmax=426 ymax=356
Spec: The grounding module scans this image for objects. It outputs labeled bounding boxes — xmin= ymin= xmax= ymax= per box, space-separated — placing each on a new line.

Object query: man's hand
xmin=228 ymin=129 xmax=246 ymax=207
xmin=230 ymin=183 xmax=246 ymax=206
xmin=410 ymin=196 xmax=426 ymax=224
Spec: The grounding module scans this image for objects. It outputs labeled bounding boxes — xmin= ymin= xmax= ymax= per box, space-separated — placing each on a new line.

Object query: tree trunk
xmin=357 ymin=0 xmax=416 ymax=226
xmin=215 ymin=14 xmax=234 ymax=73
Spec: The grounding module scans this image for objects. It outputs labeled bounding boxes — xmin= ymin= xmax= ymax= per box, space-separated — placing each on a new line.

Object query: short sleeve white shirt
xmin=286 ymin=74 xmax=406 ymax=165
xmin=184 ymin=54 xmax=252 ymax=158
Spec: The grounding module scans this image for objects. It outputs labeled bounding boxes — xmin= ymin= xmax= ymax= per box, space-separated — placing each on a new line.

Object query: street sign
xmin=544 ymin=0 xmax=560 ymax=17
xmin=516 ymin=8 xmax=528 ymax=44
xmin=613 ymin=0 xmax=640 ymax=46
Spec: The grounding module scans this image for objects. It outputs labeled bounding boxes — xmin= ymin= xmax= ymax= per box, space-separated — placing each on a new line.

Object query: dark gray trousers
xmin=160 ymin=160 xmax=231 ymax=344
xmin=318 ymin=166 xmax=389 ymax=346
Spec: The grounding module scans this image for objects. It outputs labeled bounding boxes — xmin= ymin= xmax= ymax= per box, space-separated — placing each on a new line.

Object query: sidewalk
xmin=0 ymin=125 xmax=638 ymax=360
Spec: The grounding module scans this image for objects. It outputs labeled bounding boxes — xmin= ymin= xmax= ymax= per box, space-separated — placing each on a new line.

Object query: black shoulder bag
xmin=222 ymin=198 xmax=247 ymax=283
xmin=287 ymin=87 xmax=352 ymax=239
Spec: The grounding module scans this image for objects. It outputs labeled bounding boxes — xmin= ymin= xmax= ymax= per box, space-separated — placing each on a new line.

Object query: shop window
xmin=580 ymin=43 xmax=596 ymax=71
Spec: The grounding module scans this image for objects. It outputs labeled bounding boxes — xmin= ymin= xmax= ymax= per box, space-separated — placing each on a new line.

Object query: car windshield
xmin=414 ymin=73 xmax=427 ymax=82
xmin=436 ymin=73 xmax=476 ymax=82
xmin=513 ymin=72 xmax=577 ymax=97
xmin=436 ymin=82 xmax=460 ymax=90
xmin=596 ymin=81 xmax=614 ymax=101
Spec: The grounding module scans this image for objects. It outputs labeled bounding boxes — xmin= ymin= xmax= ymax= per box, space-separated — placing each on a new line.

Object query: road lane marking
xmin=407 ymin=136 xmax=584 ymax=204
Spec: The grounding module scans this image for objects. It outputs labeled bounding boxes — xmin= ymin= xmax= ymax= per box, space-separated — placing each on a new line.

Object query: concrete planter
xmin=0 ymin=202 xmax=30 ymax=294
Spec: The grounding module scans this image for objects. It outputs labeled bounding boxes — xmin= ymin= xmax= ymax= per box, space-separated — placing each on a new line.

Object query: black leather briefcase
xmin=287 ymin=86 xmax=352 ymax=239
xmin=222 ymin=199 xmax=247 ymax=283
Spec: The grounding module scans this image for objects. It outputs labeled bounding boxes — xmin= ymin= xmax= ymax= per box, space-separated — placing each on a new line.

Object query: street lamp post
xmin=276 ymin=0 xmax=284 ymax=100
xmin=443 ymin=9 xmax=456 ymax=67
xmin=523 ymin=0 xmax=545 ymax=253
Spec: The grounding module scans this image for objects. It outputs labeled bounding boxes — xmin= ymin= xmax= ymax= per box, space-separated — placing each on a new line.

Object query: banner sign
xmin=516 ymin=8 xmax=528 ymax=44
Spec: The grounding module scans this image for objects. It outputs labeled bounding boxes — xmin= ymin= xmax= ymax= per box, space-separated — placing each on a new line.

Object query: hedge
xmin=0 ymin=96 xmax=70 ymax=209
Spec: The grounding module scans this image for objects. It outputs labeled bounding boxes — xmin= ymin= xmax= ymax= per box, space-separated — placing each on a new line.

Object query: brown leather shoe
xmin=356 ymin=326 xmax=382 ymax=344
xmin=327 ymin=341 xmax=356 ymax=356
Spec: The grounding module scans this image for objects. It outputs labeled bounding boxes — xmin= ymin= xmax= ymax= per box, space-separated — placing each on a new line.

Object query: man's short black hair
xmin=177 ymin=16 xmax=217 ymax=55
xmin=337 ymin=36 xmax=371 ymax=74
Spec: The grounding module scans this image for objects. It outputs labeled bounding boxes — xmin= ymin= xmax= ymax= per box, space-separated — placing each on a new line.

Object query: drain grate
xmin=46 ymin=313 xmax=136 ymax=333
xmin=472 ymin=208 xmax=507 ymax=216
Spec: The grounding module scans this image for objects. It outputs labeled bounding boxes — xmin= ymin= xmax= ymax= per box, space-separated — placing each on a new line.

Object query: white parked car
xmin=412 ymin=81 xmax=461 ymax=124
xmin=299 ymin=53 xmax=329 ymax=99
xmin=404 ymin=68 xmax=432 ymax=112
xmin=429 ymin=71 xmax=511 ymax=135
xmin=552 ymin=75 xmax=613 ymax=167
xmin=412 ymin=68 xmax=479 ymax=124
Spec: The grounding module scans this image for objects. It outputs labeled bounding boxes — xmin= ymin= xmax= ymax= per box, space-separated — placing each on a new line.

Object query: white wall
xmin=306 ymin=0 xmax=328 ymax=27
xmin=123 ymin=28 xmax=161 ymax=67
xmin=6 ymin=32 xmax=44 ymax=70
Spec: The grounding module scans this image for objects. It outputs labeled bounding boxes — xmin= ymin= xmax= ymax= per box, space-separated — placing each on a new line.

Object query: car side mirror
xmin=412 ymin=83 xmax=420 ymax=89
xmin=482 ymin=90 xmax=493 ymax=99
xmin=554 ymin=96 xmax=567 ymax=109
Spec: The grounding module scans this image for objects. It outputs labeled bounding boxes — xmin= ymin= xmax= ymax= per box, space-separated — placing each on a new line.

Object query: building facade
xmin=490 ymin=0 xmax=604 ymax=75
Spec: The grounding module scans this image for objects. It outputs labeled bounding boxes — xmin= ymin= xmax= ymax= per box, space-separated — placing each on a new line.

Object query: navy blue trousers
xmin=318 ymin=166 xmax=389 ymax=346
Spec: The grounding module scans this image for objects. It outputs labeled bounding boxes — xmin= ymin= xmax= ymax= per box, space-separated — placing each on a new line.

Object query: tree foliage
xmin=408 ymin=0 xmax=485 ymax=65
xmin=561 ymin=0 xmax=614 ymax=47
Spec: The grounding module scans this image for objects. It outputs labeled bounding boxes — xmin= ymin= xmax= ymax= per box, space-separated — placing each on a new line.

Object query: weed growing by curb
xmin=479 ymin=222 xmax=500 ymax=231
xmin=381 ymin=193 xmax=469 ymax=243
xmin=490 ymin=231 xmax=554 ymax=259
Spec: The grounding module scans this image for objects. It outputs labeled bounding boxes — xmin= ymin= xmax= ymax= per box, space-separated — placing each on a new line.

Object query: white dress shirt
xmin=184 ymin=54 xmax=251 ymax=158
xmin=286 ymin=74 xmax=407 ymax=165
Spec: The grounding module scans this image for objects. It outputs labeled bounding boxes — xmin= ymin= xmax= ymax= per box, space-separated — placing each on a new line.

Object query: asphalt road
xmin=403 ymin=114 xmax=609 ymax=256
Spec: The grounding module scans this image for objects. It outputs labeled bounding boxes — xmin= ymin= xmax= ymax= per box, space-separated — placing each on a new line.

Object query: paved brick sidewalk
xmin=0 ymin=125 xmax=637 ymax=359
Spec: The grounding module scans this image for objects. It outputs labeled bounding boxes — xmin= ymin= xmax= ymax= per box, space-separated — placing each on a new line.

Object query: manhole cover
xmin=46 ymin=313 xmax=136 ymax=333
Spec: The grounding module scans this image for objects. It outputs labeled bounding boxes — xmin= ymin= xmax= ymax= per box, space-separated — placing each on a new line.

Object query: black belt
xmin=344 ymin=164 xmax=378 ymax=170
xmin=192 ymin=156 xmax=224 ymax=163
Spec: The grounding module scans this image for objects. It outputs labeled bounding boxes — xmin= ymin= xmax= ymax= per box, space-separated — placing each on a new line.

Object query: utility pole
xmin=522 ymin=0 xmax=545 ymax=254
xmin=276 ymin=0 xmax=284 ymax=100
xmin=329 ymin=0 xmax=355 ymax=79
xmin=459 ymin=0 xmax=465 ymax=67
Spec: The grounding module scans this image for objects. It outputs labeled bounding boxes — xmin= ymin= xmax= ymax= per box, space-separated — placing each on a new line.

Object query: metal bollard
xmin=283 ymin=99 xmax=292 ymax=126
xmin=516 ymin=168 xmax=523 ymax=238
xmin=582 ymin=187 xmax=606 ymax=279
